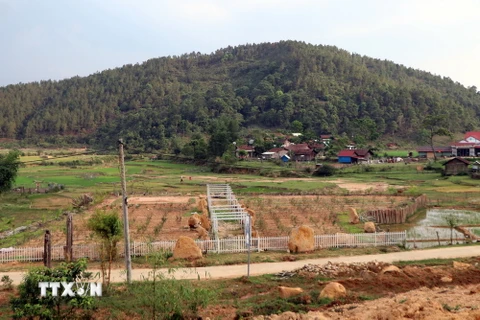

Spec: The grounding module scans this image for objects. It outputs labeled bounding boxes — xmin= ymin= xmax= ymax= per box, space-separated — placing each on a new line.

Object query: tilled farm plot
xmin=21 ymin=194 xmax=410 ymax=246
xmin=240 ymin=195 xmax=410 ymax=237
xmin=22 ymin=196 xmax=203 ymax=246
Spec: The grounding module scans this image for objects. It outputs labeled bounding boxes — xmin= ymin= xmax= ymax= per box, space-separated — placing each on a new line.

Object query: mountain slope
xmin=0 ymin=40 xmax=479 ymax=148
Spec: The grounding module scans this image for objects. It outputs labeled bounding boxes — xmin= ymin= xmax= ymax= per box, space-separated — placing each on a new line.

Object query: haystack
xmin=197 ymin=199 xmax=208 ymax=212
xmin=173 ymin=236 xmax=202 ymax=260
xmin=319 ymin=282 xmax=346 ymax=300
xmin=348 ymin=207 xmax=360 ymax=224
xmin=364 ymin=222 xmax=376 ymax=233
xmin=278 ymin=286 xmax=304 ymax=299
xmin=197 ymin=200 xmax=205 ymax=212
xmin=196 ymin=226 xmax=209 ymax=240
xmin=288 ymin=226 xmax=314 ymax=253
xmin=249 ymin=215 xmax=256 ymax=227
xmin=199 ymin=214 xmax=211 ymax=231
xmin=188 ymin=213 xmax=201 ymax=229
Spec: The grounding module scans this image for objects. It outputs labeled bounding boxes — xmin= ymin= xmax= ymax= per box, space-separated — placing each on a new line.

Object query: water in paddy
xmin=407 ymin=209 xmax=480 ymax=248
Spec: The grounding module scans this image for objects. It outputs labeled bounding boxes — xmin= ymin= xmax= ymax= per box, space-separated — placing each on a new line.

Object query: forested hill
xmin=1 ymin=40 xmax=479 ymax=149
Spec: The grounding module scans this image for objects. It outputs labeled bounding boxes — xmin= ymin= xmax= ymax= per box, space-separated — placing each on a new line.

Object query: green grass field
xmin=1 ymin=154 xmax=479 ymax=247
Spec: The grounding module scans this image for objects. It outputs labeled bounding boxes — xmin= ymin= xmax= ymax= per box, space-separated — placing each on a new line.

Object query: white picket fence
xmin=0 ymin=231 xmax=407 ymax=263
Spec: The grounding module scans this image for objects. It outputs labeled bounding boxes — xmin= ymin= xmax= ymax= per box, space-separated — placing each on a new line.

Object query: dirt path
xmin=3 ymin=246 xmax=480 ymax=285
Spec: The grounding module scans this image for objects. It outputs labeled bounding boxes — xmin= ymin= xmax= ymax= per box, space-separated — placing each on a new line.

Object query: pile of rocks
xmin=276 ymin=261 xmax=392 ymax=279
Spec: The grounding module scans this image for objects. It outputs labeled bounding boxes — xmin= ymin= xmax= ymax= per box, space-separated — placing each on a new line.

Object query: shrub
xmin=1 ymin=275 xmax=13 ymax=291
xmin=87 ymin=210 xmax=123 ymax=287
xmin=313 ymin=164 xmax=337 ymax=177
xmin=10 ymin=259 xmax=96 ymax=319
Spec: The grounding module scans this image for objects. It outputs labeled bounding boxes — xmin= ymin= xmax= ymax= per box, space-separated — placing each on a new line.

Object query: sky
xmin=0 ymin=0 xmax=479 ymax=88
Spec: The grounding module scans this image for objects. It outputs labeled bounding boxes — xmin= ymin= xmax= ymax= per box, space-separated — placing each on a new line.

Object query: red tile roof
xmin=338 ymin=149 xmax=372 ymax=158
xmin=338 ymin=150 xmax=358 ymax=157
xmin=354 ymin=149 xmax=373 ymax=157
xmin=464 ymin=131 xmax=480 ymax=141
xmin=267 ymin=147 xmax=286 ymax=153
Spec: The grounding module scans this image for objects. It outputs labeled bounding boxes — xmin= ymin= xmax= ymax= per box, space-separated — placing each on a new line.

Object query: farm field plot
xmin=21 ymin=196 xmax=201 ymax=246
xmin=241 ymin=195 xmax=410 ymax=237
xmin=19 ymin=193 xmax=410 ymax=246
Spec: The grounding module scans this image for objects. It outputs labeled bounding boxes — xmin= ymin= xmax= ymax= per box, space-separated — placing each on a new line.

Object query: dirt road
xmin=4 ymin=246 xmax=480 ymax=285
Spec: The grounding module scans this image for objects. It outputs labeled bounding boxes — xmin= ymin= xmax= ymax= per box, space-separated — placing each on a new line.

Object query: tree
xmin=422 ymin=115 xmax=452 ymax=161
xmin=443 ymin=212 xmax=460 ymax=245
xmin=0 ymin=150 xmax=21 ymax=193
xmin=87 ymin=210 xmax=123 ymax=287
xmin=208 ymin=117 xmax=239 ymax=158
xmin=290 ymin=120 xmax=303 ymax=133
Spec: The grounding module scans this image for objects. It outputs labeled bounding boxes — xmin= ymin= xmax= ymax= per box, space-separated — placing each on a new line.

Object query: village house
xmin=416 ymin=146 xmax=452 ymax=159
xmin=262 ymin=147 xmax=288 ymax=159
xmin=443 ymin=157 xmax=470 ymax=176
xmin=236 ymin=145 xmax=255 ymax=158
xmin=285 ymin=143 xmax=317 ymax=161
xmin=320 ymin=134 xmax=333 ymax=147
xmin=338 ymin=149 xmax=374 ymax=164
xmin=451 ymin=131 xmax=480 ymax=157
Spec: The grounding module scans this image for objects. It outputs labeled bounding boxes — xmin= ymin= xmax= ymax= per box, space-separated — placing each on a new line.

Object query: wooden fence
xmin=365 ymin=194 xmax=428 ymax=224
xmin=0 ymin=231 xmax=407 ymax=263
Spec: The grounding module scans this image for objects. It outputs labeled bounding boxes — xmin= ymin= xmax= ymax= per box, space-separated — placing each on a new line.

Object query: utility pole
xmin=118 ymin=139 xmax=132 ymax=284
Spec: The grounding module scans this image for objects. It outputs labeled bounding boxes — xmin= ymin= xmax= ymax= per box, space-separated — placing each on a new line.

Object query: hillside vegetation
xmin=0 ymin=41 xmax=479 ymax=150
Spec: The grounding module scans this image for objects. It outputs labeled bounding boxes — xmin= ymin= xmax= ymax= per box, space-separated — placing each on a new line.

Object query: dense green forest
xmin=0 ymin=41 xmax=479 ymax=151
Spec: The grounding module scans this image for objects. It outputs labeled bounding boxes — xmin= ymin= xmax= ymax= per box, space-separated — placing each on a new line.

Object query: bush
xmin=424 ymin=161 xmax=444 ymax=173
xmin=10 ymin=259 xmax=96 ymax=319
xmin=1 ymin=275 xmax=13 ymax=291
xmin=313 ymin=164 xmax=337 ymax=177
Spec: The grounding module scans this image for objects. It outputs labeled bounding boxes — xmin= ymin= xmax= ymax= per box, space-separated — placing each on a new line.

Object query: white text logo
xmin=38 ymin=282 xmax=102 ymax=297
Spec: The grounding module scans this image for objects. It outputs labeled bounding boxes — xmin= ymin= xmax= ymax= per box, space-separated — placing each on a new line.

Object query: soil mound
xmin=319 ymin=282 xmax=346 ymax=300
xmin=278 ymin=286 xmax=304 ymax=299
xmin=252 ymin=311 xmax=329 ymax=320
xmin=323 ymin=285 xmax=480 ymax=319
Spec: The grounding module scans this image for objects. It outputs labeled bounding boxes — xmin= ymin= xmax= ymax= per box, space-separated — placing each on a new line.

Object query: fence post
xmin=43 ymin=230 xmax=51 ymax=268
xmin=65 ymin=213 xmax=73 ymax=262
xmin=374 ymin=232 xmax=377 ymax=247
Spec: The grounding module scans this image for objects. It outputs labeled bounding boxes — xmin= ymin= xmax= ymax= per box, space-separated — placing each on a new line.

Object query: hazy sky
xmin=1 ymin=0 xmax=479 ymax=88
